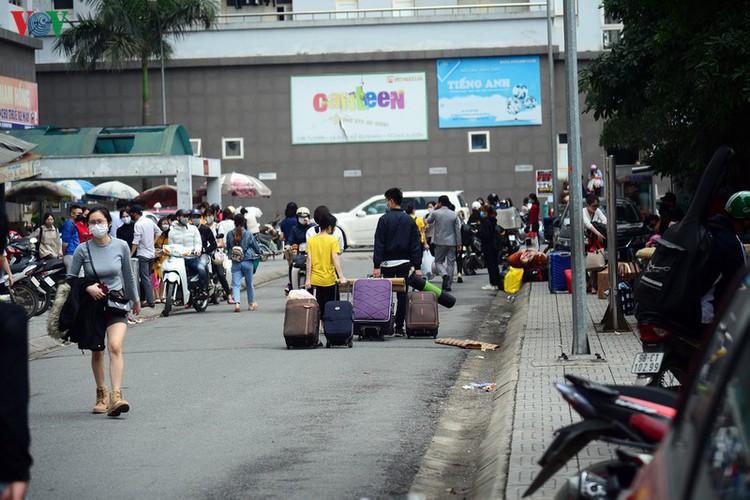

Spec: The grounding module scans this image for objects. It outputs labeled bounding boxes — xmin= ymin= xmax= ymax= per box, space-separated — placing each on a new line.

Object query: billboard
xmin=290 ymin=72 xmax=428 ymax=144
xmin=437 ymin=56 xmax=542 ymax=128
xmin=0 ymin=76 xmax=39 ymax=130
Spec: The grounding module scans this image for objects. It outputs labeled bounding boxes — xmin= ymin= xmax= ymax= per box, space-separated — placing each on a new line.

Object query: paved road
xmin=27 ymin=253 xmax=498 ymax=499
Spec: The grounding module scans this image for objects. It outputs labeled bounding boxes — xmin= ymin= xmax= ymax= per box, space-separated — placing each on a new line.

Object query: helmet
xmin=725 ymin=191 xmax=750 ymax=219
xmin=471 ymin=201 xmax=482 ymax=211
xmin=590 ymin=164 xmax=598 ymax=170
xmin=487 ymin=193 xmax=499 ymax=205
xmin=189 ymin=208 xmax=202 ymax=217
xmin=296 ymin=207 xmax=311 ymax=217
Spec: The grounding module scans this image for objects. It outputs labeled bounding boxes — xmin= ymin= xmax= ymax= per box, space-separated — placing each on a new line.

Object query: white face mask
xmin=121 ymin=217 xmax=131 ymax=224
xmin=161 ymin=224 xmax=170 ymax=232
xmin=206 ymin=216 xmax=214 ymax=225
xmin=89 ymin=223 xmax=108 ymax=239
xmin=298 ymin=217 xmax=308 ymax=224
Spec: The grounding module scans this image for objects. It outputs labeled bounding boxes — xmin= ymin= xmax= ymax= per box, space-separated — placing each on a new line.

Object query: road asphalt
xmin=29 ymin=253 xmax=640 ymax=500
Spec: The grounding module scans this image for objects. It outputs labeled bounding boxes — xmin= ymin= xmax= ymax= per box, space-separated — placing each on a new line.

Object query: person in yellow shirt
xmin=305 ymin=213 xmax=347 ymax=326
xmin=406 ymin=203 xmax=429 ymax=250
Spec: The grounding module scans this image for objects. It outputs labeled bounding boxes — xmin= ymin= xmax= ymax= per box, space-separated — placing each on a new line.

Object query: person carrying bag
xmin=226 ymin=214 xmax=262 ymax=313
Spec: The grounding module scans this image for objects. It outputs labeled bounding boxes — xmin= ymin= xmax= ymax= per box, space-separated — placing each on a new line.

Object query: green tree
xmin=580 ymin=0 xmax=750 ymax=189
xmin=55 ymin=0 xmax=216 ymax=126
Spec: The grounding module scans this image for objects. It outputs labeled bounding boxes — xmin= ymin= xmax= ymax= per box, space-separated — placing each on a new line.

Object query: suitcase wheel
xmin=406 ymin=329 xmax=411 ymax=339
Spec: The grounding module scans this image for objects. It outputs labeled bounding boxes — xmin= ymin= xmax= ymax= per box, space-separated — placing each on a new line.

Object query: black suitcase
xmin=323 ymin=300 xmax=354 ymax=348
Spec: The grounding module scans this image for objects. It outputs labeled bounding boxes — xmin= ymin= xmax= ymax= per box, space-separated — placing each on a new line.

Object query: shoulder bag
xmin=86 ymin=242 xmax=131 ymax=316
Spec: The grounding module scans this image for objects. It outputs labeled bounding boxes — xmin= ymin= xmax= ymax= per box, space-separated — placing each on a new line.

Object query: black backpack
xmin=634 ymin=146 xmax=734 ymax=333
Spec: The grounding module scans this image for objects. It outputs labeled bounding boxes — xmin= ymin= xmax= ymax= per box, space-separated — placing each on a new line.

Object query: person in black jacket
xmin=477 ymin=204 xmax=501 ymax=291
xmin=373 ymin=187 xmax=423 ymax=336
xmin=0 ymin=203 xmax=33 ymax=499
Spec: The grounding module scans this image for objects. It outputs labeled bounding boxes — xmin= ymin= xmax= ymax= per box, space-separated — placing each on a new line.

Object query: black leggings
xmin=313 ymin=284 xmax=337 ymax=321
xmin=483 ymin=248 xmax=501 ymax=287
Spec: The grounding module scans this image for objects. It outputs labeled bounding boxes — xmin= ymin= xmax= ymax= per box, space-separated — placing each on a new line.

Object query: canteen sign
xmin=290 ymin=72 xmax=428 ymax=144
xmin=11 ymin=10 xmax=71 ymax=37
xmin=437 ymin=56 xmax=542 ymax=128
xmin=0 ymin=77 xmax=39 ymax=130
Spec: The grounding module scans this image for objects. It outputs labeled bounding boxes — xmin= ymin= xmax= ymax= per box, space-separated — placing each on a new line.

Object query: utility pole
xmin=563 ymin=0 xmax=589 ymax=355
xmin=547 ymin=0 xmax=557 ymax=216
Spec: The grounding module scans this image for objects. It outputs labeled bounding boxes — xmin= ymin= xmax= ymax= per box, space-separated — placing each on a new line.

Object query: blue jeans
xmin=231 ymin=260 xmax=255 ymax=304
xmin=186 ymin=257 xmax=208 ymax=291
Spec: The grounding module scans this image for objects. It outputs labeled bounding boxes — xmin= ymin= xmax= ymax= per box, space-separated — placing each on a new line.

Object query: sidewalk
xmin=474 ymin=282 xmax=642 ymax=499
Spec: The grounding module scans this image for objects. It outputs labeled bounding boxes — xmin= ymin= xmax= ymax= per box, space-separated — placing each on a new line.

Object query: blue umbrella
xmin=55 ymin=179 xmax=96 ymax=200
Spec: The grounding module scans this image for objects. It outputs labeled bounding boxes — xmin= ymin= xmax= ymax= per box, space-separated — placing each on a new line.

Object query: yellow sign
xmin=0 ymin=158 xmax=41 ymax=183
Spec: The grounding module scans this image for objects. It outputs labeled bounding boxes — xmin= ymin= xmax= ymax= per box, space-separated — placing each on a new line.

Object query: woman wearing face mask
xmin=115 ymin=209 xmax=135 ymax=248
xmin=152 ymin=217 xmax=171 ymax=303
xmin=67 ymin=206 xmax=140 ymax=417
xmin=29 ymin=212 xmax=63 ymax=259
xmin=424 ymin=201 xmax=436 ymax=256
xmin=74 ymin=207 xmax=92 ymax=245
xmin=478 ymin=204 xmax=501 ymax=291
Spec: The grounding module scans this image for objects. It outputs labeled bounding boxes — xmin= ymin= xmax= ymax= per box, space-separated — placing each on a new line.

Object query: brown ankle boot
xmin=107 ymin=389 xmax=130 ymax=417
xmin=92 ymin=386 xmax=109 ymax=414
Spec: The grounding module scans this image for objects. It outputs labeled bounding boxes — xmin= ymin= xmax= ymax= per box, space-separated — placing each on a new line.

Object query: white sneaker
xmin=482 ymin=284 xmax=498 ymax=290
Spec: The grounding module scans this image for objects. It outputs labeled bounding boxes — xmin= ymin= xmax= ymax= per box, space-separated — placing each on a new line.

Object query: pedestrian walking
xmin=129 ymin=205 xmax=161 ymax=308
xmin=423 ymin=201 xmax=436 ymax=256
xmin=61 ymin=204 xmax=83 ymax=272
xmin=305 ymin=213 xmax=347 ymax=327
xmin=29 ymin=212 xmax=62 ymax=259
xmin=226 ymin=214 xmax=262 ymax=312
xmin=109 ymin=199 xmax=129 ymax=237
xmin=425 ymin=195 xmax=462 ymax=291
xmin=405 ymin=203 xmax=429 ymax=251
xmin=372 ymin=188 xmax=423 ymax=336
xmin=115 ymin=208 xmax=135 ymax=248
xmin=528 ymin=193 xmax=541 ymax=247
xmin=66 ymin=206 xmax=140 ymax=417
xmin=75 ymin=207 xmax=92 ymax=245
xmin=478 ymin=204 xmax=501 ymax=290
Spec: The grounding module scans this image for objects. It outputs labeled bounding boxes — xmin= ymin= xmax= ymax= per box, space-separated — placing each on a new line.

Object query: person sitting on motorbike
xmin=283 ymin=207 xmax=316 ymax=294
xmin=700 ymin=191 xmax=750 ymax=324
xmin=169 ymin=209 xmax=208 ymax=295
xmin=202 ymin=207 xmax=231 ymax=302
xmin=190 ymin=209 xmax=218 ymax=256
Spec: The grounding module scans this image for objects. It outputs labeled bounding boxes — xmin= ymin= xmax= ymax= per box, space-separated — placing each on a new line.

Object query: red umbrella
xmin=132 ymin=185 xmax=177 ymax=208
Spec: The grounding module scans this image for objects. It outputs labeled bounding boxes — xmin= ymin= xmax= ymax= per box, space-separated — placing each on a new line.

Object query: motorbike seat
xmin=564 ymin=374 xmax=619 ymax=397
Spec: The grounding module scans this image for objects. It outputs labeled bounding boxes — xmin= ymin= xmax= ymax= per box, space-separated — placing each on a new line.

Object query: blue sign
xmin=436 ymin=56 xmax=542 ymax=128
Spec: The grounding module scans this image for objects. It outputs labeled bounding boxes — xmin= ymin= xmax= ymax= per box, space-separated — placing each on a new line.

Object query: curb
xmin=470 ymin=284 xmax=530 ymax=499
xmin=27 ymin=268 xmax=290 ymax=360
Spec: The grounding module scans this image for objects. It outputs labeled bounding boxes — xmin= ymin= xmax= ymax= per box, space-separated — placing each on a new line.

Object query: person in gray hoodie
xmin=425 ymin=195 xmax=461 ymax=291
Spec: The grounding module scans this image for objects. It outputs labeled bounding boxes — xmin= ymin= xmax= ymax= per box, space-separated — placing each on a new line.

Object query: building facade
xmin=3 ymin=0 xmax=618 ymax=217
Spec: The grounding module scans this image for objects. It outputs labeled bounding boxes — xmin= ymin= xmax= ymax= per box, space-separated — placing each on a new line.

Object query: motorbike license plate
xmin=631 ymin=352 xmax=664 ymax=373
xmin=508 ymin=235 xmax=516 ymax=242
xmin=44 ymin=276 xmax=55 ymax=287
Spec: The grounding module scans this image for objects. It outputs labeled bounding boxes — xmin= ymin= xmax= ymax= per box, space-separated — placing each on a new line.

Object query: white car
xmin=334 ymin=191 xmax=469 ymax=247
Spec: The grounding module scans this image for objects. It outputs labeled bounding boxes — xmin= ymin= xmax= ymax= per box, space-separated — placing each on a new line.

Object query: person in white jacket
xmin=169 ymin=209 xmax=208 ymax=293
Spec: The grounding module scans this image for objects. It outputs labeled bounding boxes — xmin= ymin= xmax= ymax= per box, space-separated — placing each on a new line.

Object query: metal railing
xmin=217 ymin=2 xmax=548 ymax=25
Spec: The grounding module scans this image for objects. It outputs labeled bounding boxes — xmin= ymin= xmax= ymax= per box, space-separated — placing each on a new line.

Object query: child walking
xmin=305 ymin=213 xmax=347 ymax=329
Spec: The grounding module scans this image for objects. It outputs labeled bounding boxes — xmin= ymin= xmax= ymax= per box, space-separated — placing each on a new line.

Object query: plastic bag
xmin=421 ymin=250 xmax=435 ymax=278
xmin=503 ymin=266 xmax=524 ymax=294
xmin=288 ymin=289 xmax=315 ymax=301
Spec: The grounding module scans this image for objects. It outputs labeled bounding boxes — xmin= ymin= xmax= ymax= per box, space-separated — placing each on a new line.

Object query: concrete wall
xmin=36 ymin=49 xmax=604 ymax=218
xmin=0 ymin=28 xmax=41 ymax=82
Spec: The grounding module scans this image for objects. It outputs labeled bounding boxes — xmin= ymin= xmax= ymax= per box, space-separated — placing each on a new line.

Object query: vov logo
xmin=11 ymin=10 xmax=70 ymax=37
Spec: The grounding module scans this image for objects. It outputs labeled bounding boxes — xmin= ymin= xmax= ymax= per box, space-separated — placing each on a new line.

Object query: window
xmin=53 ymin=0 xmax=74 ymax=9
xmin=189 ymin=139 xmax=202 ymax=157
xmin=222 ymin=138 xmax=244 ymax=159
xmin=336 ymin=0 xmax=357 ymax=19
xmin=602 ymin=10 xmax=623 ymax=49
xmin=362 ymin=199 xmax=388 ymax=215
xmin=558 ymin=133 xmax=568 ymax=144
xmin=392 ymin=0 xmax=414 ymax=17
xmin=468 ymin=131 xmax=490 ymax=153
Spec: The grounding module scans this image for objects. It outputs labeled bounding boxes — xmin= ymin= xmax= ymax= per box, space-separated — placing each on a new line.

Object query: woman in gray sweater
xmin=67 ymin=206 xmax=140 ymax=417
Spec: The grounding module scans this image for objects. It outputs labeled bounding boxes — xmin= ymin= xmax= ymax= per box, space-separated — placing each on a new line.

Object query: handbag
xmin=585 ymin=248 xmax=606 ymax=271
xmin=85 ymin=243 xmax=131 ymax=316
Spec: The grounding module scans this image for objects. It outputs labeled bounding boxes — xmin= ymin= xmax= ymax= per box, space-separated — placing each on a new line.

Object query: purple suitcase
xmin=353 ymin=279 xmax=393 ymax=341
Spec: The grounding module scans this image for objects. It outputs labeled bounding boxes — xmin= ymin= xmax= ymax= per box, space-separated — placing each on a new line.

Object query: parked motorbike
xmin=523 ymin=374 xmax=677 ymax=498
xmin=1 ymin=261 xmax=41 ymax=318
xmin=27 ymin=258 xmax=67 ymax=316
xmin=462 ymin=224 xmax=485 ymax=275
xmin=631 ymin=319 xmax=701 ymax=390
xmin=160 ymin=244 xmax=210 ymax=317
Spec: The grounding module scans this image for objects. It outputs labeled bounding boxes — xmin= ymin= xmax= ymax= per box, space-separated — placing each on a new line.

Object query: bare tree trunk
xmin=141 ymin=61 xmax=151 ymax=126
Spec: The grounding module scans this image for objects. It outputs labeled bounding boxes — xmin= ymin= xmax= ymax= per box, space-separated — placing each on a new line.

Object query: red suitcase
xmin=405 ymin=291 xmax=439 ymax=338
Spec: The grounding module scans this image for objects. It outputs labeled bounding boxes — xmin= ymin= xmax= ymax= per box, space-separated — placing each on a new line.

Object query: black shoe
xmin=457 ymin=277 xmax=463 ymax=283
xmin=442 ymin=274 xmax=450 ymax=291
xmin=394 ymin=327 xmax=405 ymax=337
xmin=444 ymin=287 xmax=452 ymax=292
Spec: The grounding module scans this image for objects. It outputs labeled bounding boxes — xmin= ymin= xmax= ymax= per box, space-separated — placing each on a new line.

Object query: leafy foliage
xmin=54 ymin=0 xmax=216 ymax=124
xmin=580 ymin=0 xmax=750 ymax=189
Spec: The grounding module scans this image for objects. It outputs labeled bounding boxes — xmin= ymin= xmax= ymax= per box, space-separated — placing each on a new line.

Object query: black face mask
xmin=76 ymin=215 xmax=85 ymax=222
